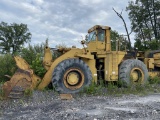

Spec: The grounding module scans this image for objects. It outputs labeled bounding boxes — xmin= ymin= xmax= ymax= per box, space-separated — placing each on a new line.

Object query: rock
xmin=60 ymin=94 xmax=73 ymax=100
xmin=152 ymin=110 xmax=157 ymax=115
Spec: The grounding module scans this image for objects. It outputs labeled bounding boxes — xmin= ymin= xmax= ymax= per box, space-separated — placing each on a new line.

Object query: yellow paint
xmin=130 ymin=68 xmax=144 ymax=83
xmin=66 ymin=72 xmax=79 ymax=85
xmin=37 ymin=48 xmax=95 ymax=90
xmin=43 ymin=47 xmax=52 ymax=70
xmin=63 ymin=68 xmax=84 ymax=90
xmin=7 ymin=24 xmax=160 ymax=95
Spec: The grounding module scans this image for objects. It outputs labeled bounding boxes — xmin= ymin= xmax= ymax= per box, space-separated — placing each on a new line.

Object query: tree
xmin=0 ymin=22 xmax=31 ymax=54
xmin=126 ymin=0 xmax=160 ymax=50
xmin=113 ymin=8 xmax=132 ymax=50
xmin=110 ymin=30 xmax=130 ymax=51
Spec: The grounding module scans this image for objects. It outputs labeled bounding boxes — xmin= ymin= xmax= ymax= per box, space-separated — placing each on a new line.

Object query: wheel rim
xmin=63 ymin=68 xmax=84 ymax=90
xmin=67 ymin=72 xmax=79 ymax=85
xmin=130 ymin=68 xmax=144 ymax=83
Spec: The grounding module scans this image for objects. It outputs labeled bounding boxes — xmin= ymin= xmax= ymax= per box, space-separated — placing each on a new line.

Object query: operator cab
xmin=87 ymin=29 xmax=105 ymax=42
xmin=86 ymin=25 xmax=111 ymax=52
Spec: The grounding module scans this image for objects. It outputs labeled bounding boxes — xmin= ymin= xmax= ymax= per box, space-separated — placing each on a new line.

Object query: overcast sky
xmin=0 ymin=0 xmax=135 ymax=48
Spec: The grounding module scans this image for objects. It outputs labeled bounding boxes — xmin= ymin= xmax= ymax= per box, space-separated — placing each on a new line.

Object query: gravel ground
xmin=0 ymin=90 xmax=160 ymax=120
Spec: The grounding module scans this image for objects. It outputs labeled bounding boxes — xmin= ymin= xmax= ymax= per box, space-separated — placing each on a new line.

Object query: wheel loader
xmin=2 ymin=25 xmax=160 ymax=98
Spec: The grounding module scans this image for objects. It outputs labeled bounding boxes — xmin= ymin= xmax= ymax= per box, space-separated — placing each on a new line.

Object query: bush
xmin=19 ymin=44 xmax=46 ymax=78
xmin=30 ymin=54 xmax=46 ymax=78
xmin=0 ymin=54 xmax=16 ymax=82
xmin=0 ymin=43 xmax=46 ymax=83
xmin=19 ymin=44 xmax=44 ymax=65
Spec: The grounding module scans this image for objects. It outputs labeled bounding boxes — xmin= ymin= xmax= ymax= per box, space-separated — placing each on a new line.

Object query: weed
xmin=19 ymin=99 xmax=25 ymax=105
xmin=80 ymin=81 xmax=107 ymax=95
xmin=24 ymin=88 xmax=33 ymax=96
xmin=0 ymin=90 xmax=4 ymax=100
xmin=148 ymin=76 xmax=160 ymax=84
xmin=80 ymin=77 xmax=160 ymax=96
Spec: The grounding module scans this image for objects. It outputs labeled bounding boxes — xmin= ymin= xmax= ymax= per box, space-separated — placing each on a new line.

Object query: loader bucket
xmin=2 ymin=56 xmax=41 ymax=99
xmin=2 ymin=69 xmax=32 ymax=98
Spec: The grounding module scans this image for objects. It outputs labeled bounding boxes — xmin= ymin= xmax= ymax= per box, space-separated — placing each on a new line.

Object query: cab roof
xmin=88 ymin=25 xmax=111 ymax=33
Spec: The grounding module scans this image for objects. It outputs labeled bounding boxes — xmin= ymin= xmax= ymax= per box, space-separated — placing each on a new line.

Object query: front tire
xmin=119 ymin=59 xmax=149 ymax=86
xmin=52 ymin=58 xmax=92 ymax=93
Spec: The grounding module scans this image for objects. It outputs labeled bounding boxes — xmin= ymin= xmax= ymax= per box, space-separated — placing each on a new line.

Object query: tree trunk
xmin=113 ymin=8 xmax=132 ymax=50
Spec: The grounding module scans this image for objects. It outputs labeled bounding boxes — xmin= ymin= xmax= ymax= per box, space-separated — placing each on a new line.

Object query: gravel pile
xmin=0 ymin=90 xmax=160 ymax=120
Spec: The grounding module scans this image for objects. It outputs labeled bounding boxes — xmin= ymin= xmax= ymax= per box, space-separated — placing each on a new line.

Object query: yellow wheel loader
xmin=2 ymin=25 xmax=160 ymax=98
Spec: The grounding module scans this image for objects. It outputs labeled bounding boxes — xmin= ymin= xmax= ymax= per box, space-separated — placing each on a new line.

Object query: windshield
xmin=87 ymin=31 xmax=96 ymax=42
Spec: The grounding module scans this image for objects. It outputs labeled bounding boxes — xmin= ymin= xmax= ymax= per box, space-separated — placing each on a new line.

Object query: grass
xmin=1 ymin=76 xmax=160 ymax=100
xmin=80 ymin=77 xmax=160 ymax=96
xmin=148 ymin=76 xmax=160 ymax=84
xmin=0 ymin=89 xmax=4 ymax=100
xmin=24 ymin=88 xmax=33 ymax=96
xmin=79 ymin=80 xmax=107 ymax=96
xmin=0 ymin=81 xmax=5 ymax=100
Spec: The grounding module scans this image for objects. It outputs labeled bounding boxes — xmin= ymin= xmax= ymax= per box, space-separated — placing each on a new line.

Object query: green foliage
xmin=106 ymin=83 xmax=160 ymax=96
xmin=0 ymin=87 xmax=4 ymax=100
xmin=0 ymin=43 xmax=46 ymax=83
xmin=146 ymin=39 xmax=160 ymax=50
xmin=127 ymin=0 xmax=160 ymax=50
xmin=107 ymin=82 xmax=119 ymax=90
xmin=134 ymin=38 xmax=146 ymax=51
xmin=148 ymin=76 xmax=160 ymax=84
xmin=0 ymin=54 xmax=16 ymax=82
xmin=19 ymin=43 xmax=46 ymax=78
xmin=20 ymin=44 xmax=44 ymax=65
xmin=80 ymin=81 xmax=107 ymax=95
xmin=110 ymin=30 xmax=130 ymax=51
xmin=30 ymin=54 xmax=46 ymax=78
xmin=134 ymin=39 xmax=160 ymax=50
xmin=24 ymin=88 xmax=33 ymax=96
xmin=80 ymin=77 xmax=160 ymax=96
xmin=0 ymin=22 xmax=31 ymax=54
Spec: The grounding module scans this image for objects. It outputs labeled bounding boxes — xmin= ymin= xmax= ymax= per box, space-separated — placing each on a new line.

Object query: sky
xmin=0 ymin=0 xmax=135 ymax=48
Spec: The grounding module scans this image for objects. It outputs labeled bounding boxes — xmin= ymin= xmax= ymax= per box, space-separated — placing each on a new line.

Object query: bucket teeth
xmin=8 ymin=89 xmax=24 ymax=99
xmin=11 ymin=86 xmax=25 ymax=92
xmin=8 ymin=86 xmax=24 ymax=99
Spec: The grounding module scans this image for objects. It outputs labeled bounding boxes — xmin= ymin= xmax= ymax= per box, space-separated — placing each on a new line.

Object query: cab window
xmin=88 ymin=31 xmax=96 ymax=42
xmin=97 ymin=29 xmax=105 ymax=42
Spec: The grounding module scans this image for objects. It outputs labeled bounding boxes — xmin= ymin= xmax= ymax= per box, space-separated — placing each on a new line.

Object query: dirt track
xmin=0 ymin=91 xmax=160 ymax=120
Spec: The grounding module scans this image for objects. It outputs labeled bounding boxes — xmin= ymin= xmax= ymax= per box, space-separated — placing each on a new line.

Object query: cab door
xmin=97 ymin=29 xmax=105 ymax=50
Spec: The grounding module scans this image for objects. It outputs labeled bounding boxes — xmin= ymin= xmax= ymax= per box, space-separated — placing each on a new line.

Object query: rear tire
xmin=52 ymin=58 xmax=92 ymax=93
xmin=119 ymin=59 xmax=149 ymax=86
